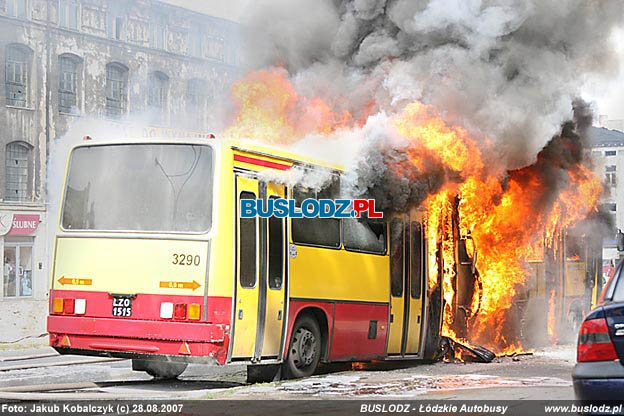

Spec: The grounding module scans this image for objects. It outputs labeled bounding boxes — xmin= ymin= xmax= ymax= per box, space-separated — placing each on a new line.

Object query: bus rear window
xmin=61 ymin=144 xmax=213 ymax=233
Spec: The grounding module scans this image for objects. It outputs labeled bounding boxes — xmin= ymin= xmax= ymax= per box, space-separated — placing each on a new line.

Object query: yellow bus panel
xmin=52 ymin=238 xmax=228 ymax=296
xmin=289 ymin=245 xmax=389 ymax=303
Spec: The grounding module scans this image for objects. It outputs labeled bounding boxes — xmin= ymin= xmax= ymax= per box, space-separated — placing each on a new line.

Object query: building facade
xmin=589 ymin=126 xmax=624 ymax=266
xmin=0 ymin=0 xmax=242 ymax=341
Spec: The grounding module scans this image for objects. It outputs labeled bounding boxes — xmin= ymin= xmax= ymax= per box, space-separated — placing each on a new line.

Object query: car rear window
xmin=603 ymin=262 xmax=622 ymax=302
xmin=613 ymin=269 xmax=624 ymax=301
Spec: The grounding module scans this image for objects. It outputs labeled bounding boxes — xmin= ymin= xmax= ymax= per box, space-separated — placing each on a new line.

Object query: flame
xmin=223 ymin=69 xmax=354 ymax=144
xmin=225 ymin=71 xmax=603 ymax=355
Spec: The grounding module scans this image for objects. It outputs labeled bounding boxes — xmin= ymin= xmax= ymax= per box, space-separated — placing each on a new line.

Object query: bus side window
xmin=410 ymin=222 xmax=422 ymax=299
xmin=390 ymin=219 xmax=404 ymax=297
xmin=268 ymin=196 xmax=283 ymax=290
xmin=291 ymin=175 xmax=340 ymax=248
xmin=566 ymin=235 xmax=585 ymax=262
xmin=239 ymin=191 xmax=257 ymax=288
xmin=344 ymin=218 xmax=386 ymax=254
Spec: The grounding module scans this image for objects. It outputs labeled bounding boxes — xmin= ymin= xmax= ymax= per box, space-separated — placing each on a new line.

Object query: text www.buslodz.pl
xmin=240 ymin=199 xmax=383 ymax=219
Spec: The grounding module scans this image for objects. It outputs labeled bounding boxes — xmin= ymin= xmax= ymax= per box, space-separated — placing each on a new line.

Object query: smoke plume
xmin=231 ymin=1 xmax=623 ymax=352
xmin=242 ymin=0 xmax=623 ymax=172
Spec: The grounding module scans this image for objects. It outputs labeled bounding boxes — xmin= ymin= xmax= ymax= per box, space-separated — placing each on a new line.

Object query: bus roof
xmin=69 ymin=136 xmax=346 ymax=172
xmin=224 ymin=138 xmax=345 ymax=172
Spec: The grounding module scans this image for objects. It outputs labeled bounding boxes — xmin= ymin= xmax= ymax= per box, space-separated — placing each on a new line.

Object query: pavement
xmin=0 ymin=343 xmax=578 ymax=400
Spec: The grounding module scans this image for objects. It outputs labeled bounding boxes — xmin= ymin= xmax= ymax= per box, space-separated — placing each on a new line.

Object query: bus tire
xmin=132 ymin=359 xmax=188 ymax=380
xmin=283 ymin=314 xmax=322 ymax=379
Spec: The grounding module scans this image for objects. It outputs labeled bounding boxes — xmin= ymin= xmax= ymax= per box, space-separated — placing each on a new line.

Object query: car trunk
xmin=603 ymin=302 xmax=624 ymax=364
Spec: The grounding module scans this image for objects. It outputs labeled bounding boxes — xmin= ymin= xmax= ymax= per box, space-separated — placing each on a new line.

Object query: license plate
xmin=112 ymin=296 xmax=132 ymax=317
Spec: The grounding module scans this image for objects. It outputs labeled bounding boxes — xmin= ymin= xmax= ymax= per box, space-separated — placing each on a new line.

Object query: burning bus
xmin=46 ymin=119 xmax=604 ymax=380
xmin=47 ymin=137 xmax=449 ymax=381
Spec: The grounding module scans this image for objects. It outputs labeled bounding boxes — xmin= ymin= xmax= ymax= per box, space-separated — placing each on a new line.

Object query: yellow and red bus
xmin=518 ymin=226 xmax=602 ymax=346
xmin=47 ymin=138 xmax=443 ymax=380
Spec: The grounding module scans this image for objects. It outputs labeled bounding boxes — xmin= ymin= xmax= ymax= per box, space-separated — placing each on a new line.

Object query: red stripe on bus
xmin=49 ymin=334 xmax=228 ymax=364
xmin=233 ymin=154 xmax=291 ymax=170
xmin=47 ymin=315 xmax=226 ymax=343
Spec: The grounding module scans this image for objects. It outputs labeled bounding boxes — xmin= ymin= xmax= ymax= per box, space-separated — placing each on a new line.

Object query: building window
xmin=186 ymin=79 xmax=206 ymax=128
xmin=105 ymin=63 xmax=128 ymax=117
xmin=59 ymin=0 xmax=78 ymax=29
xmin=5 ymin=45 xmax=30 ymax=108
xmin=5 ymin=142 xmax=31 ymax=202
xmin=606 ymin=150 xmax=617 ymax=157
xmin=150 ymin=17 xmax=165 ymax=50
xmin=3 ymin=242 xmax=33 ymax=298
xmin=606 ymin=173 xmax=617 ymax=187
xmin=6 ymin=0 xmax=27 ymax=19
xmin=147 ymin=72 xmax=168 ymax=112
xmin=58 ymin=55 xmax=80 ymax=113
xmin=606 ymin=165 xmax=617 ymax=172
xmin=189 ymin=26 xmax=203 ymax=57
xmin=107 ymin=15 xmax=125 ymax=40
xmin=187 ymin=78 xmax=207 ymax=108
xmin=106 ymin=1 xmax=126 ymax=41
xmin=206 ymin=36 xmax=225 ymax=61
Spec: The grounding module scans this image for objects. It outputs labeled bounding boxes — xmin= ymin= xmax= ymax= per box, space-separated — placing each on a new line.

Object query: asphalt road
xmin=0 ymin=344 xmax=577 ymax=400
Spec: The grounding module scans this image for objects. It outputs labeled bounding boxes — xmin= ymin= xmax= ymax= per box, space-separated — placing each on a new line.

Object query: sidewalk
xmin=0 ymin=334 xmax=50 ymax=354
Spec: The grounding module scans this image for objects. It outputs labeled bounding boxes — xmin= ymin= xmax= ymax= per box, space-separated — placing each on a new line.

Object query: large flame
xmin=224 ymin=70 xmax=603 ymax=354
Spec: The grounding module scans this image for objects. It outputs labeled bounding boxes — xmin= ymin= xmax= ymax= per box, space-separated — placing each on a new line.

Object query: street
xmin=0 ymin=343 xmax=576 ymax=400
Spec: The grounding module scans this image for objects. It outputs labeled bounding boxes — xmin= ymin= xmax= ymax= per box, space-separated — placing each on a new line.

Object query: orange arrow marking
xmin=159 ymin=280 xmax=201 ymax=291
xmin=57 ymin=276 xmax=92 ymax=286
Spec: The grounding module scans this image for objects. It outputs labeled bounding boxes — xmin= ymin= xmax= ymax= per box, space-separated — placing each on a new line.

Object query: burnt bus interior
xmin=436 ymin=198 xmax=602 ymax=350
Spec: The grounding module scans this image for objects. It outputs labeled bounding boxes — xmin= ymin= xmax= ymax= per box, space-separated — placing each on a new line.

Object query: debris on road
xmin=441 ymin=337 xmax=496 ymax=363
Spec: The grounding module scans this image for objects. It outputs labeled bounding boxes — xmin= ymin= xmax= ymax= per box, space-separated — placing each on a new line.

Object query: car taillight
xmin=577 ymin=318 xmax=618 ymax=362
xmin=63 ymin=298 xmax=75 ymax=315
xmin=174 ymin=303 xmax=187 ymax=320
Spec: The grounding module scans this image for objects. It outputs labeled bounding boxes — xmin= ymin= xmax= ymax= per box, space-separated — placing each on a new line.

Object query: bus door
xmin=232 ymin=176 xmax=287 ymax=361
xmin=387 ymin=219 xmax=425 ymax=356
xmin=232 ymin=175 xmax=260 ymax=359
xmin=260 ymin=183 xmax=286 ymax=359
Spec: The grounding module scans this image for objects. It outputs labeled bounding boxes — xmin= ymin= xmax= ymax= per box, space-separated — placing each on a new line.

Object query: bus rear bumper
xmin=48 ymin=316 xmax=229 ymax=365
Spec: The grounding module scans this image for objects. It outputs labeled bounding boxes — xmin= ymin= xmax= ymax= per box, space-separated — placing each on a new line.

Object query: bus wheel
xmin=283 ymin=314 xmax=322 ymax=379
xmin=132 ymin=359 xmax=188 ymax=380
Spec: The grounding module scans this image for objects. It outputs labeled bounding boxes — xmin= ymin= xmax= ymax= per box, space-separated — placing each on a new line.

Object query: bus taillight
xmin=53 ymin=298 xmax=86 ymax=315
xmin=63 ymin=298 xmax=75 ymax=314
xmin=74 ymin=299 xmax=86 ymax=315
xmin=188 ymin=304 xmax=201 ymax=320
xmin=160 ymin=302 xmax=174 ymax=319
xmin=53 ymin=298 xmax=64 ymax=314
xmin=174 ymin=304 xmax=187 ymax=320
xmin=159 ymin=302 xmax=200 ymax=320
